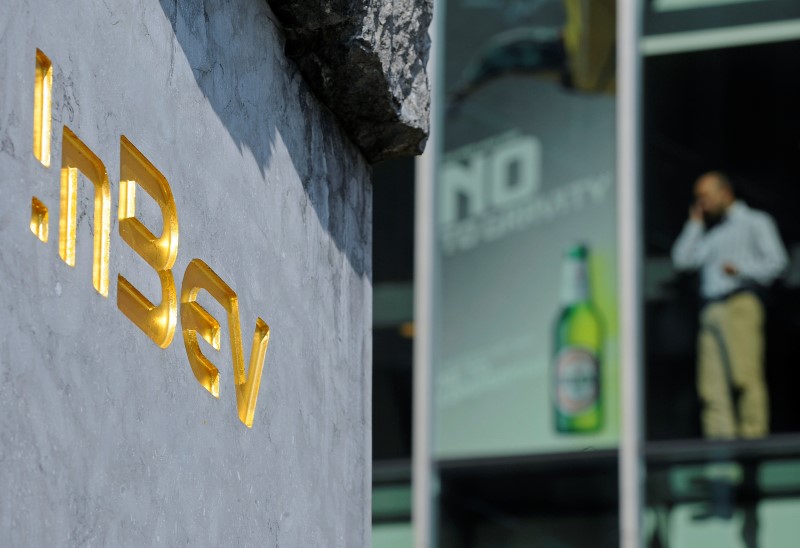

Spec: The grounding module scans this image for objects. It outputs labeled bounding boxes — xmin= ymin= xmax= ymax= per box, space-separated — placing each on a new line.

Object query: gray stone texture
xmin=0 ymin=0 xmax=371 ymax=545
xmin=267 ymin=0 xmax=433 ymax=162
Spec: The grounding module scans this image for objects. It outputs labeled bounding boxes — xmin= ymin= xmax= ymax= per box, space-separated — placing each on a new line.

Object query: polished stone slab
xmin=0 ymin=0 xmax=371 ymax=545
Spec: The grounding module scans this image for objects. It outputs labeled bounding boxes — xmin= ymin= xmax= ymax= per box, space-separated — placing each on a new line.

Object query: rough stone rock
xmin=267 ymin=0 xmax=433 ymax=163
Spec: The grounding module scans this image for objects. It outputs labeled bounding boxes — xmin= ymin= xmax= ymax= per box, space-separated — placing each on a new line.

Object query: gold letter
xmin=180 ymin=259 xmax=270 ymax=428
xmin=116 ymin=135 xmax=179 ymax=348
xmin=33 ymin=49 xmax=52 ymax=167
xmin=30 ymin=50 xmax=53 ymax=243
xmin=59 ymin=126 xmax=111 ymax=297
xmin=30 ymin=197 xmax=49 ymax=242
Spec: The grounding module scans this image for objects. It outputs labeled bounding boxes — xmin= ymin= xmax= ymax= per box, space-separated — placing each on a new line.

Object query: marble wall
xmin=0 ymin=0 xmax=371 ymax=545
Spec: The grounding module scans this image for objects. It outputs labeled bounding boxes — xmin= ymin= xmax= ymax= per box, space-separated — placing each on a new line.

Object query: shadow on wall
xmin=156 ymin=0 xmax=370 ymax=278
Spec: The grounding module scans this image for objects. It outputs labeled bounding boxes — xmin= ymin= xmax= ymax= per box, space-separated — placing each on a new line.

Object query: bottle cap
xmin=566 ymin=243 xmax=588 ymax=260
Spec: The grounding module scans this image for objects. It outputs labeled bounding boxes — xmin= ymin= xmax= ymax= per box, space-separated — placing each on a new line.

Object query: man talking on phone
xmin=672 ymin=171 xmax=788 ymax=439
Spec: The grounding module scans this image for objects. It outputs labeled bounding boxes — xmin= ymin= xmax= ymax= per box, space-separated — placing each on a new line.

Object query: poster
xmin=434 ymin=0 xmax=619 ymax=458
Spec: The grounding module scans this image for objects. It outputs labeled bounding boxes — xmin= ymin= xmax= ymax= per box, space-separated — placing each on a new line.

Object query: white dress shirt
xmin=672 ymin=201 xmax=788 ymax=299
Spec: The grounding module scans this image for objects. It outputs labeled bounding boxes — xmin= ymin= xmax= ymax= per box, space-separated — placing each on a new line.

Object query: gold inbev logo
xmin=28 ymin=49 xmax=270 ymax=428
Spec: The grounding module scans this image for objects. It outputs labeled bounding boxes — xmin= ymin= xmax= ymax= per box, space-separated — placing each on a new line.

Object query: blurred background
xmin=371 ymin=0 xmax=800 ymax=546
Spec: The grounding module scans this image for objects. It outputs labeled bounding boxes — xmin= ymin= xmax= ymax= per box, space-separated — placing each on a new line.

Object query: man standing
xmin=672 ymin=171 xmax=788 ymax=439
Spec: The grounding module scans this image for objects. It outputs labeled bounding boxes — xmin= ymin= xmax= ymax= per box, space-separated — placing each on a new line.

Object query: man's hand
xmin=723 ymin=262 xmax=738 ymax=276
xmin=689 ymin=203 xmax=703 ymax=223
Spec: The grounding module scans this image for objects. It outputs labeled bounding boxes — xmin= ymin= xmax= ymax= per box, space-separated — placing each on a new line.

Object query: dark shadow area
xmin=156 ymin=0 xmax=370 ymax=277
xmin=438 ymin=452 xmax=619 ymax=547
xmin=643 ymin=40 xmax=800 ymax=441
xmin=372 ymin=157 xmax=415 ymax=461
xmin=372 ymin=158 xmax=415 ymax=283
xmin=373 ymin=326 xmax=413 ymax=460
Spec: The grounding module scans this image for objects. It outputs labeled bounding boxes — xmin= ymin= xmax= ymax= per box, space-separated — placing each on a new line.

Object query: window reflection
xmin=643 ymin=16 xmax=800 ymax=546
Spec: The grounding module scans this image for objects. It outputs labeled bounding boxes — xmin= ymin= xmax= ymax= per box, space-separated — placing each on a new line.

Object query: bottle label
xmin=554 ymin=347 xmax=599 ymax=416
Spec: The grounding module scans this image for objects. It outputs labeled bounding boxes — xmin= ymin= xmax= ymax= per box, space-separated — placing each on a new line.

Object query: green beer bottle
xmin=552 ymin=244 xmax=603 ymax=433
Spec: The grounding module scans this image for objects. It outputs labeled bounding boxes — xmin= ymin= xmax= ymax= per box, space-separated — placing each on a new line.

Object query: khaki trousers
xmin=698 ymin=292 xmax=769 ymax=439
